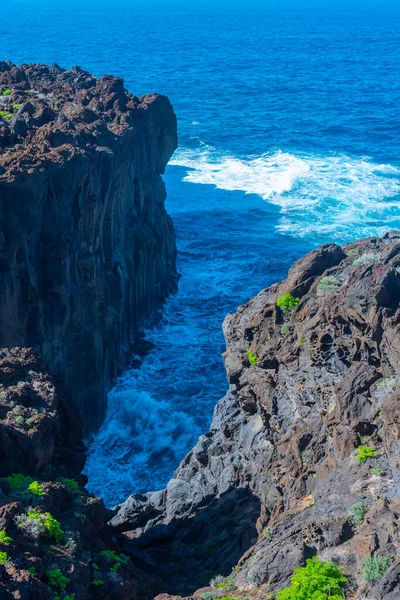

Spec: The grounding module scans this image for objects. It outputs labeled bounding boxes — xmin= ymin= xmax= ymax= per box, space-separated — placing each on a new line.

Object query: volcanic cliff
xmin=112 ymin=232 xmax=400 ymax=600
xmin=0 ymin=62 xmax=178 ymax=430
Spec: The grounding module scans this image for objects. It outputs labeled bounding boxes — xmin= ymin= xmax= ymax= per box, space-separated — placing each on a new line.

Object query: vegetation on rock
xmin=356 ymin=445 xmax=378 ymax=463
xmin=348 ymin=502 xmax=368 ymax=526
xmin=316 ymin=275 xmax=341 ymax=295
xmin=247 ymin=349 xmax=259 ymax=367
xmin=276 ymin=293 xmax=300 ymax=315
xmin=46 ymin=568 xmax=71 ymax=589
xmin=276 ymin=557 xmax=347 ymax=600
xmin=363 ymin=556 xmax=391 ymax=582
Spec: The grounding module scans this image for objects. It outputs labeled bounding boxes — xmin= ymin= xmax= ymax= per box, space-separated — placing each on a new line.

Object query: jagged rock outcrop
xmin=112 ymin=232 xmax=400 ymax=600
xmin=0 ymin=62 xmax=178 ymax=430
xmin=0 ymin=347 xmax=155 ymax=600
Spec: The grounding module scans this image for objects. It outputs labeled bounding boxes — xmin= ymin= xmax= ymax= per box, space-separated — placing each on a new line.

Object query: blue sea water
xmin=3 ymin=0 xmax=400 ymax=505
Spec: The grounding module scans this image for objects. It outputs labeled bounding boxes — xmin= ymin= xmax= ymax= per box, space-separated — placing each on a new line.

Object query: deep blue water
xmin=3 ymin=0 xmax=400 ymax=505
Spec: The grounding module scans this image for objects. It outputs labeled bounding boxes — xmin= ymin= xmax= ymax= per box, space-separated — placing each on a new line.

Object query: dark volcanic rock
xmin=0 ymin=346 xmax=155 ymax=600
xmin=0 ymin=62 xmax=178 ymax=430
xmin=113 ymin=233 xmax=400 ymax=600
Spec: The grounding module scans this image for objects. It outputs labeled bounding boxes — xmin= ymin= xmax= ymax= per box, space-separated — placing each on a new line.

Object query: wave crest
xmin=170 ymin=145 xmax=400 ymax=239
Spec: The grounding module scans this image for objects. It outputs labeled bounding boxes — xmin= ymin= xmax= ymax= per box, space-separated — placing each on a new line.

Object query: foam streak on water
xmin=171 ymin=145 xmax=400 ymax=239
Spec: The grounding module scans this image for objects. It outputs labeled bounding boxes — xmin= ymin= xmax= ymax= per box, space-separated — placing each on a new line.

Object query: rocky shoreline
xmin=113 ymin=233 xmax=400 ymax=600
xmin=1 ymin=62 xmax=400 ymax=600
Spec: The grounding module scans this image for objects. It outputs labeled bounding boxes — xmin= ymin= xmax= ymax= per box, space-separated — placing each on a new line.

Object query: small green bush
xmin=280 ymin=323 xmax=290 ymax=336
xmin=0 ymin=530 xmax=12 ymax=545
xmin=99 ymin=549 xmax=129 ymax=572
xmin=58 ymin=478 xmax=80 ymax=495
xmin=27 ymin=481 xmax=45 ymax=497
xmin=17 ymin=509 xmax=63 ymax=542
xmin=376 ymin=378 xmax=396 ymax=390
xmin=356 ymin=445 xmax=378 ymax=463
xmin=353 ymin=252 xmax=381 ymax=266
xmin=7 ymin=473 xmax=33 ymax=490
xmin=91 ymin=578 xmax=104 ymax=586
xmin=28 ymin=566 xmax=37 ymax=576
xmin=363 ymin=556 xmax=391 ymax=582
xmin=348 ymin=502 xmax=368 ymax=526
xmin=0 ymin=111 xmax=13 ymax=120
xmin=247 ymin=349 xmax=258 ymax=367
xmin=0 ymin=551 xmax=8 ymax=564
xmin=298 ymin=334 xmax=306 ymax=347
xmin=46 ymin=568 xmax=70 ymax=589
xmin=316 ymin=276 xmax=341 ymax=295
xmin=371 ymin=467 xmax=385 ymax=476
xmin=2 ymin=89 xmax=11 ymax=96
xmin=263 ymin=527 xmax=272 ymax=537
xmin=276 ymin=293 xmax=300 ymax=315
xmin=12 ymin=104 xmax=21 ymax=111
xmin=276 ymin=556 xmax=347 ymax=600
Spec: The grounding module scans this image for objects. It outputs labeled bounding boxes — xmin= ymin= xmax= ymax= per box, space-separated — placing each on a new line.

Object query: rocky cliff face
xmin=0 ymin=62 xmax=178 ymax=430
xmin=0 ymin=348 xmax=155 ymax=600
xmin=112 ymin=233 xmax=400 ymax=600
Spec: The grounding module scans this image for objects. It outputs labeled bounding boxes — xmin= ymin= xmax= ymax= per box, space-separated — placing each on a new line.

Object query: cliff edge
xmin=0 ymin=62 xmax=178 ymax=430
xmin=113 ymin=232 xmax=400 ymax=600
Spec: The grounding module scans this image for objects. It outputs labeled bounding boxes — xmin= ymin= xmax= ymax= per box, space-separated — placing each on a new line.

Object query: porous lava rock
xmin=113 ymin=232 xmax=400 ymax=600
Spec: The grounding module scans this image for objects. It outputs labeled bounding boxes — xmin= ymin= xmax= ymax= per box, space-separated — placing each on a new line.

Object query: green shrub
xmin=6 ymin=473 xmax=33 ymax=490
xmin=28 ymin=566 xmax=37 ymax=576
xmin=280 ymin=323 xmax=290 ymax=336
xmin=371 ymin=467 xmax=385 ymax=476
xmin=0 ymin=551 xmax=8 ymax=565
xmin=58 ymin=478 xmax=80 ymax=495
xmin=247 ymin=349 xmax=258 ymax=367
xmin=316 ymin=276 xmax=341 ymax=295
xmin=91 ymin=578 xmax=104 ymax=586
xmin=353 ymin=252 xmax=380 ymax=266
xmin=348 ymin=502 xmax=368 ymax=526
xmin=363 ymin=556 xmax=391 ymax=582
xmin=298 ymin=334 xmax=306 ymax=347
xmin=27 ymin=481 xmax=45 ymax=497
xmin=356 ymin=445 xmax=378 ymax=463
xmin=46 ymin=568 xmax=70 ymax=589
xmin=263 ymin=527 xmax=272 ymax=537
xmin=276 ymin=556 xmax=347 ymax=600
xmin=0 ymin=111 xmax=13 ymax=120
xmin=17 ymin=509 xmax=63 ymax=542
xmin=376 ymin=378 xmax=396 ymax=390
xmin=12 ymin=104 xmax=21 ymax=111
xmin=2 ymin=89 xmax=11 ymax=96
xmin=276 ymin=293 xmax=300 ymax=315
xmin=99 ymin=549 xmax=129 ymax=572
xmin=0 ymin=530 xmax=12 ymax=545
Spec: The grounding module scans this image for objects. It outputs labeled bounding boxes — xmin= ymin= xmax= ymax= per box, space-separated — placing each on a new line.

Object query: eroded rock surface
xmin=0 ymin=347 xmax=154 ymax=600
xmin=0 ymin=62 xmax=178 ymax=430
xmin=113 ymin=233 xmax=400 ymax=600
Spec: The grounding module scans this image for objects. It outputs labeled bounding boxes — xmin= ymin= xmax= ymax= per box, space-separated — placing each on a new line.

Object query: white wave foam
xmin=85 ymin=375 xmax=200 ymax=505
xmin=170 ymin=145 xmax=400 ymax=240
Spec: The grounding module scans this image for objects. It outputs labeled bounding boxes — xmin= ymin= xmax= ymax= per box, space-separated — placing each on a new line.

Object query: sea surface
xmin=3 ymin=0 xmax=400 ymax=505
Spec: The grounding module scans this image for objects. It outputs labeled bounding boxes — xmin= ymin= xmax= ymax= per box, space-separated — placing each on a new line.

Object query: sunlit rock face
xmin=0 ymin=62 xmax=178 ymax=430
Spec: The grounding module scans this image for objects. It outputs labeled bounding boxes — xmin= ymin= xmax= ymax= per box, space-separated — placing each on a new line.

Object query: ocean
xmin=3 ymin=0 xmax=400 ymax=505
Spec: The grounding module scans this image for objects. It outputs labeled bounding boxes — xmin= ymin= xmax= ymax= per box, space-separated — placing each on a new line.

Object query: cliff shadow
xmin=119 ymin=486 xmax=261 ymax=596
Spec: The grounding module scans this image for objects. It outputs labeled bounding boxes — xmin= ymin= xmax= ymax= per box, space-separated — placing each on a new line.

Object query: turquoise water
xmin=3 ymin=0 xmax=400 ymax=505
